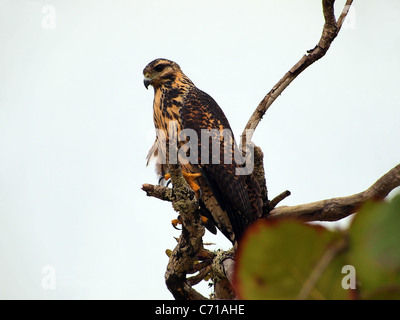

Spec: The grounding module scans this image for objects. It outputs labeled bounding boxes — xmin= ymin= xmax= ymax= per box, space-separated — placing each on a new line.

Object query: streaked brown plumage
xmin=144 ymin=58 xmax=262 ymax=247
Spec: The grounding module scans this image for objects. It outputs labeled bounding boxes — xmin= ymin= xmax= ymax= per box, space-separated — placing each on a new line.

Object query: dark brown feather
xmin=144 ymin=58 xmax=262 ymax=246
xmin=181 ymin=87 xmax=260 ymax=243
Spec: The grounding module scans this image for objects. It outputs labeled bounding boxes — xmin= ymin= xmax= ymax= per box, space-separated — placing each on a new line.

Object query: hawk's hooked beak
xmin=143 ymin=76 xmax=151 ymax=89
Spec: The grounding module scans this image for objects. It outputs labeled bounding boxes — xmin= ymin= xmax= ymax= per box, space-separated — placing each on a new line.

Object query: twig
xmin=337 ymin=0 xmax=354 ymax=29
xmin=268 ymin=190 xmax=291 ymax=211
xmin=142 ymin=183 xmax=172 ymax=201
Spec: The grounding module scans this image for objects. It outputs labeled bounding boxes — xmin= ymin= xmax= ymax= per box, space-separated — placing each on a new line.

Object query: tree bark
xmin=269 ymin=163 xmax=400 ymax=222
xmin=162 ymin=164 xmax=207 ymax=300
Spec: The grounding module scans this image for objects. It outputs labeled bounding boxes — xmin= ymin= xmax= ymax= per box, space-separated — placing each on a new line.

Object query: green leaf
xmin=349 ymin=194 xmax=400 ymax=298
xmin=234 ymin=220 xmax=348 ymax=299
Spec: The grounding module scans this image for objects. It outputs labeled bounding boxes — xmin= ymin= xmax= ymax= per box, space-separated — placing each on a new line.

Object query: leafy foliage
xmin=235 ymin=195 xmax=400 ymax=299
xmin=349 ymin=195 xmax=400 ymax=299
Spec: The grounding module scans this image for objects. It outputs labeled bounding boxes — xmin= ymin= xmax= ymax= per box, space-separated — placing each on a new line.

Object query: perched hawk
xmin=144 ymin=58 xmax=262 ymax=248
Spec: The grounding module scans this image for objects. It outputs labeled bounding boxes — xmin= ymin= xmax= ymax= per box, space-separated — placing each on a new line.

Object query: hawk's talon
xmin=197 ymin=187 xmax=203 ymax=198
xmin=159 ymin=174 xmax=172 ymax=187
xmin=160 ymin=173 xmax=171 ymax=187
xmin=182 ymin=172 xmax=202 ymax=192
xmin=164 ymin=172 xmax=201 ymax=195
xmin=172 ymin=215 xmax=210 ymax=231
xmin=171 ymin=216 xmax=182 ymax=230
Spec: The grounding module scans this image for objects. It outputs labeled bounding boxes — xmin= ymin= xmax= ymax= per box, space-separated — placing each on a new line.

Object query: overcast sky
xmin=0 ymin=0 xmax=399 ymax=299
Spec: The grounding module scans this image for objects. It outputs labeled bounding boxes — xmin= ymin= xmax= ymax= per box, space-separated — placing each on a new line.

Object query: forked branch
xmin=241 ymin=0 xmax=354 ymax=148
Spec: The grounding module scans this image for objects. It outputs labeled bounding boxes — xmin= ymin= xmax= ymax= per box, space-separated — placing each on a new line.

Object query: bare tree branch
xmin=240 ymin=0 xmax=354 ymax=148
xmin=269 ymin=163 xmax=400 ymax=222
xmin=142 ymin=183 xmax=173 ymax=202
xmin=268 ymin=190 xmax=291 ymax=211
xmin=337 ymin=0 xmax=355 ymax=29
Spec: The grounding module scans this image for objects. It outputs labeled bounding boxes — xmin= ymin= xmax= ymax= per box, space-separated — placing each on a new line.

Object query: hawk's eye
xmin=154 ymin=64 xmax=166 ymax=72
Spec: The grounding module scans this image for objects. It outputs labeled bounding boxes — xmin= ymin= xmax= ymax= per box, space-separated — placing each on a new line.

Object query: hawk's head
xmin=143 ymin=58 xmax=182 ymax=90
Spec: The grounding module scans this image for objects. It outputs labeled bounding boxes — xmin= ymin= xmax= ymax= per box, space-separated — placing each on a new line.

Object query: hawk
xmin=144 ymin=58 xmax=262 ymax=248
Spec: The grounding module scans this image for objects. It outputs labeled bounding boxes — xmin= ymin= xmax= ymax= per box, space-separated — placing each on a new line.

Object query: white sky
xmin=0 ymin=0 xmax=399 ymax=299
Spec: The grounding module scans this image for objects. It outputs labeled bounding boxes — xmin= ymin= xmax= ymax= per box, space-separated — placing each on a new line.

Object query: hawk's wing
xmin=181 ymin=87 xmax=258 ymax=242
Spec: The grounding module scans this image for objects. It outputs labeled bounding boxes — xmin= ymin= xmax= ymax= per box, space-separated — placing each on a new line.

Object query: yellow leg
xmin=172 ymin=215 xmax=209 ymax=230
xmin=164 ymin=172 xmax=202 ymax=193
xmin=182 ymin=172 xmax=202 ymax=192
